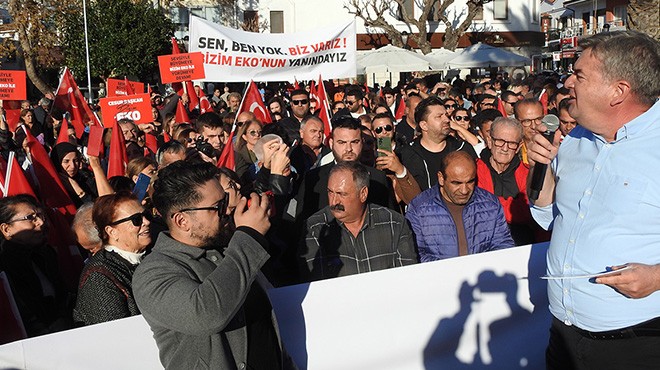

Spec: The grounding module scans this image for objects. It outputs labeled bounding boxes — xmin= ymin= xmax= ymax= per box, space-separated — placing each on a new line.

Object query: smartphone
xmin=377 ymin=137 xmax=392 ymax=157
xmin=132 ymin=173 xmax=151 ymax=202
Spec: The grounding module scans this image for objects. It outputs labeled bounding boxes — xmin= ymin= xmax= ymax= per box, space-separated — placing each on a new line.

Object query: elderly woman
xmin=73 ymin=192 xmax=152 ymax=326
xmin=0 ymin=194 xmax=72 ymax=336
xmin=234 ymin=119 xmax=262 ymax=182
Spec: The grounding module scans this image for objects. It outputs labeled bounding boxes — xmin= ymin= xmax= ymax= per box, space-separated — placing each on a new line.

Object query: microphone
xmin=528 ymin=114 xmax=560 ymax=201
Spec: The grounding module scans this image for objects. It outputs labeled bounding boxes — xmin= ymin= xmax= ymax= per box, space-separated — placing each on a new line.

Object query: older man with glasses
xmin=476 ymin=117 xmax=548 ymax=245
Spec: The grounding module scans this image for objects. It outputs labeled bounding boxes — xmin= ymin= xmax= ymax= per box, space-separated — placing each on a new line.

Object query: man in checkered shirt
xmin=298 ymin=161 xmax=418 ymax=282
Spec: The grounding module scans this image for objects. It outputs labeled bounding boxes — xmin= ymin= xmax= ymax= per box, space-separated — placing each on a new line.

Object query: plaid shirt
xmin=300 ymin=204 xmax=418 ymax=281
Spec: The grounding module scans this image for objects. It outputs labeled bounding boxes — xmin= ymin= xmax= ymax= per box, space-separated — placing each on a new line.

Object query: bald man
xmin=406 ymin=151 xmax=514 ymax=262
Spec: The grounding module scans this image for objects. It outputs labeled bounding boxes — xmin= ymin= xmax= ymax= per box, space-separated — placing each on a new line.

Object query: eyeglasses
xmin=454 ymin=116 xmax=469 ymax=122
xmin=236 ymin=121 xmax=247 ymax=127
xmin=504 ymin=100 xmax=518 ymax=105
xmin=444 ymin=104 xmax=458 ymax=110
xmin=291 ymin=99 xmax=309 ymax=106
xmin=247 ymin=130 xmax=262 ymax=137
xmin=109 ymin=210 xmax=153 ymax=227
xmin=175 ymin=197 xmax=228 ymax=218
xmin=6 ymin=212 xmax=45 ymax=224
xmin=520 ymin=117 xmax=543 ymax=127
xmin=491 ymin=137 xmax=521 ymax=150
xmin=373 ymin=125 xmax=393 ymax=134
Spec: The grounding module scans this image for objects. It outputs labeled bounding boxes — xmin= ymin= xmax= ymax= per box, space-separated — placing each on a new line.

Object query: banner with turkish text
xmin=0 ymin=71 xmax=26 ymax=101
xmin=189 ymin=16 xmax=357 ymax=82
xmin=99 ymin=93 xmax=153 ymax=128
xmin=158 ymin=52 xmax=206 ymax=84
xmin=107 ymin=78 xmax=145 ymax=97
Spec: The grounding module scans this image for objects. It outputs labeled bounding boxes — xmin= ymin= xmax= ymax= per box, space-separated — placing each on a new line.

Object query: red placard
xmin=98 ymin=93 xmax=152 ymax=128
xmin=106 ymin=78 xmax=145 ymax=97
xmin=0 ymin=71 xmax=26 ymax=101
xmin=87 ymin=125 xmax=105 ymax=157
xmin=158 ymin=52 xmax=206 ymax=84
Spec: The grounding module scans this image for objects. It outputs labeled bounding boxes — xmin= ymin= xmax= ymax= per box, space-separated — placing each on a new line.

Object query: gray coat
xmin=132 ymin=228 xmax=296 ymax=370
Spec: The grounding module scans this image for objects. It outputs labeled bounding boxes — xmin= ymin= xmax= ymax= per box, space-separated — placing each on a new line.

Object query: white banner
xmin=189 ymin=16 xmax=357 ymax=82
xmin=0 ymin=243 xmax=550 ymax=369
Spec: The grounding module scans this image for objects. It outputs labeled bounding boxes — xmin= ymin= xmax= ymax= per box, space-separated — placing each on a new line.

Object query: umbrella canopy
xmin=357 ymin=45 xmax=434 ymax=74
xmin=447 ymin=42 xmax=531 ymax=68
xmin=425 ymin=48 xmax=458 ymax=70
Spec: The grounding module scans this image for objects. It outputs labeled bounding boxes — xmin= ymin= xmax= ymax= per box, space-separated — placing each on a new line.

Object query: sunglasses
xmin=454 ymin=116 xmax=469 ymax=122
xmin=175 ymin=197 xmax=228 ymax=218
xmin=7 ymin=211 xmax=45 ymax=224
xmin=109 ymin=210 xmax=153 ymax=227
xmin=291 ymin=99 xmax=309 ymax=106
xmin=236 ymin=121 xmax=247 ymax=127
xmin=444 ymin=104 xmax=458 ymax=110
xmin=247 ymin=130 xmax=262 ymax=137
xmin=344 ymin=100 xmax=358 ymax=105
xmin=374 ymin=125 xmax=393 ymax=134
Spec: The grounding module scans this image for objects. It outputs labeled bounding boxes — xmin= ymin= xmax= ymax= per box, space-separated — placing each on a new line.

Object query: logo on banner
xmin=99 ymin=93 xmax=152 ymax=128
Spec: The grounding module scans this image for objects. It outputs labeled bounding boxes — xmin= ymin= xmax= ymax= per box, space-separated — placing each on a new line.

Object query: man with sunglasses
xmin=476 ymin=117 xmax=546 ymax=246
xmin=277 ymin=88 xmax=312 ymax=145
xmin=133 ymin=161 xmax=295 ymax=370
xmin=335 ymin=86 xmax=368 ymax=119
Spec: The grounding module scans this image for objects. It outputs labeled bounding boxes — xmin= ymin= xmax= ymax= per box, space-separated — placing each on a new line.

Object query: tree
xmin=345 ymin=0 xmax=490 ymax=53
xmin=62 ymin=0 xmax=175 ymax=82
xmin=0 ymin=0 xmax=78 ymax=95
xmin=627 ymin=0 xmax=659 ymax=40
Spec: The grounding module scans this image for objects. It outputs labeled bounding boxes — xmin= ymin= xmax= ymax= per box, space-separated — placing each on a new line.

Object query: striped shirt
xmin=299 ymin=204 xmax=418 ymax=281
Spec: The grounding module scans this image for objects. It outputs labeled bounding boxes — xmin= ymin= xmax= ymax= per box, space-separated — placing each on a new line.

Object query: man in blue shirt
xmin=527 ymin=31 xmax=660 ymax=369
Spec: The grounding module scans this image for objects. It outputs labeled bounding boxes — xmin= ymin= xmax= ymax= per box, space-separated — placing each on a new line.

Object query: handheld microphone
xmin=528 ymin=114 xmax=560 ymax=201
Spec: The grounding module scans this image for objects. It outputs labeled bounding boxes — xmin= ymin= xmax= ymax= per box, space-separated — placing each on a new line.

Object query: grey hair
xmin=300 ymin=115 xmax=323 ymax=131
xmin=71 ymin=202 xmax=101 ymax=245
xmin=329 ymin=161 xmax=370 ymax=191
xmin=580 ymin=31 xmax=660 ymax=106
xmin=155 ymin=140 xmax=186 ymax=167
xmin=490 ymin=117 xmax=523 ymax=142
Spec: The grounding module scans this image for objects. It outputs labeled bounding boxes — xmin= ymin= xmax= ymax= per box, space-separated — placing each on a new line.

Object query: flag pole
xmin=82 ymin=0 xmax=94 ymax=104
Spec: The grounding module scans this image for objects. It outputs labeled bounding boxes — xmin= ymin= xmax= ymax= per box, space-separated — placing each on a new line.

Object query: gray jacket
xmin=132 ymin=228 xmax=296 ymax=370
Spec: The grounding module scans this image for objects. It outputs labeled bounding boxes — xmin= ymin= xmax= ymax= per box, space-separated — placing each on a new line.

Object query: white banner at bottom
xmin=0 ymin=243 xmax=550 ymax=369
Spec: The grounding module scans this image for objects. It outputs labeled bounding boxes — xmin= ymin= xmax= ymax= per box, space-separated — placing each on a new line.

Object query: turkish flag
xmin=0 ymin=271 xmax=27 ymax=345
xmin=185 ymin=81 xmax=199 ymax=110
xmin=538 ymin=88 xmax=549 ymax=115
xmin=144 ymin=133 xmax=158 ymax=154
xmin=0 ymin=152 xmax=36 ymax=198
xmin=316 ymin=76 xmax=332 ymax=140
xmin=124 ymin=76 xmax=136 ymax=95
xmin=395 ymin=96 xmax=406 ymax=121
xmin=198 ymin=89 xmax=213 ymax=114
xmin=238 ymin=80 xmax=271 ymax=124
xmin=53 ymin=68 xmax=97 ymax=137
xmin=175 ymin=99 xmax=190 ymax=124
xmin=56 ymin=117 xmax=72 ymax=145
xmin=217 ymin=130 xmax=235 ymax=170
xmin=497 ymin=97 xmax=508 ymax=118
xmin=107 ymin=123 xmax=128 ymax=178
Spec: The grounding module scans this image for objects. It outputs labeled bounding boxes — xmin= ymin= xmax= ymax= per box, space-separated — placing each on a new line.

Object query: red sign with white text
xmin=99 ymin=93 xmax=152 ymax=128
xmin=158 ymin=52 xmax=206 ymax=84
xmin=107 ymin=78 xmax=145 ymax=97
xmin=0 ymin=71 xmax=26 ymax=101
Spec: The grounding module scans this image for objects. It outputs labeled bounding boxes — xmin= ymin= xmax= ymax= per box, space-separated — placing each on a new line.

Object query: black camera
xmin=194 ymin=136 xmax=217 ymax=159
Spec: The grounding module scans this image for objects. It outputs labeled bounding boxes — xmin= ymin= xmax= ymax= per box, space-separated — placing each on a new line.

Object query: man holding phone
xmin=372 ymin=113 xmax=421 ymax=206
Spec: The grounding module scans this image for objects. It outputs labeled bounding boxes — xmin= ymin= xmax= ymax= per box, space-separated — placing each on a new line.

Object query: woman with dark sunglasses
xmin=73 ymin=192 xmax=152 ymax=326
xmin=449 ymin=108 xmax=484 ymax=154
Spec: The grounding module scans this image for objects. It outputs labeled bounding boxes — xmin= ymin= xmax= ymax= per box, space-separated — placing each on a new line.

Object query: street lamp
xmin=401 ymin=31 xmax=409 ymax=50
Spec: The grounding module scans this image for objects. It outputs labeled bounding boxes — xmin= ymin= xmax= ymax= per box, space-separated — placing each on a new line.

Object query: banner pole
xmin=82 ymin=0 xmax=94 ymax=104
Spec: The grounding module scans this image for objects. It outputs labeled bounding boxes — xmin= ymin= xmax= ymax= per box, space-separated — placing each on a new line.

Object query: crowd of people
xmin=0 ymin=30 xmax=657 ymax=370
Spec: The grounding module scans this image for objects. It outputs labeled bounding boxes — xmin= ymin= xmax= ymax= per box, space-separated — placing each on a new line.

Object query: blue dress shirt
xmin=532 ymin=100 xmax=660 ymax=331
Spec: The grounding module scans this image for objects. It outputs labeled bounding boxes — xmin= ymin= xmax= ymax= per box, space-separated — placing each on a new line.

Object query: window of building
xmin=613 ymin=6 xmax=626 ymax=26
xmin=493 ymin=0 xmax=508 ymax=20
xmin=270 ymin=11 xmax=284 ymax=33
xmin=397 ymin=0 xmax=414 ymax=20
